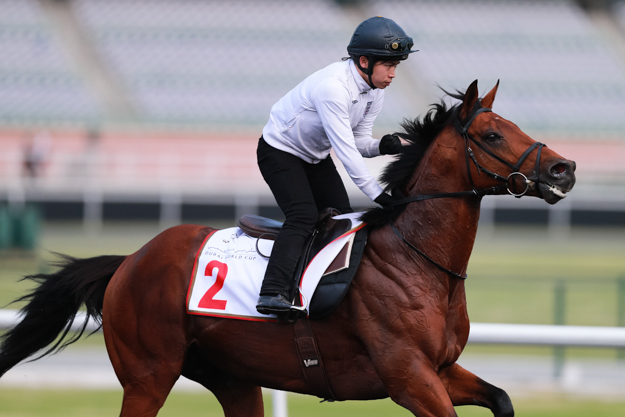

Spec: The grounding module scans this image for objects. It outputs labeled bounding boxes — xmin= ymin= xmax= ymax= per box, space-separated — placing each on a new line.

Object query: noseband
xmin=388 ymin=105 xmax=545 ymax=280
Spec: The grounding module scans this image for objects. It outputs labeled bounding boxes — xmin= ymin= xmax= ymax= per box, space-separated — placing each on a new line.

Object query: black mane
xmin=359 ymin=94 xmax=464 ymax=229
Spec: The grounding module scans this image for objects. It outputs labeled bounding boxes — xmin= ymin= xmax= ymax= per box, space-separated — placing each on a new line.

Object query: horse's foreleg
xmin=369 ymin=354 xmax=458 ymax=417
xmin=439 ymin=363 xmax=514 ymax=417
xmin=387 ymin=365 xmax=459 ymax=417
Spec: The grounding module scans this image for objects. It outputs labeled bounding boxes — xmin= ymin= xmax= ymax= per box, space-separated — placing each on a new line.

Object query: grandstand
xmin=73 ymin=0 xmax=359 ymax=127
xmin=0 ymin=0 xmax=624 ymax=225
xmin=372 ymin=0 xmax=625 ymax=137
xmin=0 ymin=0 xmax=99 ymax=124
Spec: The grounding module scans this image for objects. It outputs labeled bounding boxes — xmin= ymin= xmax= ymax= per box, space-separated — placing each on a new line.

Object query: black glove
xmin=379 ymin=134 xmax=403 ymax=155
xmin=374 ymin=192 xmax=396 ymax=208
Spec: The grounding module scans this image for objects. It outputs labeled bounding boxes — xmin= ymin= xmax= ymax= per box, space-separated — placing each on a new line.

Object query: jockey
xmin=256 ymin=16 xmax=417 ymax=315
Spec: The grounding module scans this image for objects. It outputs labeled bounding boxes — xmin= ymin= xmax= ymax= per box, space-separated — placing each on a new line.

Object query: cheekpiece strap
xmin=460 ymin=107 xmax=492 ymax=135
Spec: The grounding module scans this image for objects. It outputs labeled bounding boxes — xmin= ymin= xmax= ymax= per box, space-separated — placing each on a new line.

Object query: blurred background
xmin=0 ymin=0 xmax=624 ymax=416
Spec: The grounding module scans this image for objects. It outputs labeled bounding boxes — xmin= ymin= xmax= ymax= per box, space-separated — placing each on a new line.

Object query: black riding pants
xmin=257 ymin=137 xmax=353 ymax=298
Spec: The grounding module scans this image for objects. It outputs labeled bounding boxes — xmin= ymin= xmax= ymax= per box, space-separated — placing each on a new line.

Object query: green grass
xmin=466 ymin=226 xmax=625 ymax=328
xmin=0 ymin=389 xmax=623 ymax=417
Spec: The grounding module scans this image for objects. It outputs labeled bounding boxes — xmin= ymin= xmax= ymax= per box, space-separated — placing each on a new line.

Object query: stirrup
xmin=278 ymin=305 xmax=308 ymax=323
xmin=279 ymin=293 xmax=309 ymax=323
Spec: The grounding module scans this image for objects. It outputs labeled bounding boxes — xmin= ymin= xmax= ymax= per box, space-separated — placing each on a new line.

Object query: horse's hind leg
xmin=112 ymin=345 xmax=184 ymax=416
xmin=181 ymin=343 xmax=265 ymax=417
xmin=103 ymin=260 xmax=190 ymax=416
xmin=209 ymin=380 xmax=264 ymax=417
xmin=439 ymin=363 xmax=514 ymax=417
xmin=105 ymin=317 xmax=187 ymax=417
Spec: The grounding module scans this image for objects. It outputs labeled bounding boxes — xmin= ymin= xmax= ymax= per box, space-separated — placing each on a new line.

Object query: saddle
xmin=237 ymin=208 xmax=366 ymax=319
xmin=237 ymin=208 xmax=351 ymax=271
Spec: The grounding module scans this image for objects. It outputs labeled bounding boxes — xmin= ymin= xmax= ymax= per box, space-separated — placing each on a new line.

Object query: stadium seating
xmin=73 ymin=0 xmax=359 ymax=127
xmin=368 ymin=0 xmax=625 ymax=138
xmin=4 ymin=0 xmax=625 ymax=137
xmin=0 ymin=0 xmax=98 ymax=123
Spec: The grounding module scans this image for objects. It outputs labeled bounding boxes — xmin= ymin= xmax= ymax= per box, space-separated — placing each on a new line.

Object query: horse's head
xmin=361 ymin=80 xmax=577 ymax=229
xmin=454 ymin=80 xmax=576 ymax=204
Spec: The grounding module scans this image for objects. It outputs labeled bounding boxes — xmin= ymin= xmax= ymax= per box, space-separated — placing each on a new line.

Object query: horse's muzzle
xmin=538 ymin=159 xmax=576 ymax=204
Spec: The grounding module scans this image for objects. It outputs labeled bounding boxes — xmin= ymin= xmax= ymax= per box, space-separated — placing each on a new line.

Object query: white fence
xmin=3 ymin=309 xmax=625 ymax=347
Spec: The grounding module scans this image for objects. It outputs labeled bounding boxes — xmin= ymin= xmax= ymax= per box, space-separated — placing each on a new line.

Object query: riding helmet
xmin=347 ymin=16 xmax=417 ymax=87
xmin=348 ymin=16 xmax=416 ymax=60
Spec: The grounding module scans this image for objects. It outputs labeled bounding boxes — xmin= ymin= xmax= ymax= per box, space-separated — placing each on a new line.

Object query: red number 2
xmin=198 ymin=260 xmax=228 ymax=310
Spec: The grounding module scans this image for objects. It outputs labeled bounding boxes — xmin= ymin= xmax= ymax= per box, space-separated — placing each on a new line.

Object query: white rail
xmin=2 ymin=309 xmax=625 ymax=347
xmin=0 ymin=309 xmax=101 ymax=333
xmin=468 ymin=322 xmax=625 ymax=348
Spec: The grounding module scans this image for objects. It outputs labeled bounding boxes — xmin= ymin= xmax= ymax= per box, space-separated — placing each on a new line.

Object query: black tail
xmin=0 ymin=253 xmax=126 ymax=377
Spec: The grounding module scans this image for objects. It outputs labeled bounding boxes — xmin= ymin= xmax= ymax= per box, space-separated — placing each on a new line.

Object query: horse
xmin=0 ymin=80 xmax=576 ymax=417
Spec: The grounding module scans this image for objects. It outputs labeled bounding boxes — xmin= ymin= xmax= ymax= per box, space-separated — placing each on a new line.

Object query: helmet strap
xmin=355 ymin=56 xmax=378 ymax=90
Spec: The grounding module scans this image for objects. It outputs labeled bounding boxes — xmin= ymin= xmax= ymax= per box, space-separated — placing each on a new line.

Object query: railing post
xmin=548 ymin=197 xmax=571 ymax=241
xmin=83 ymin=189 xmax=103 ymax=235
xmin=159 ymin=191 xmax=182 ymax=231
xmin=618 ymin=277 xmax=625 ymax=360
xmin=235 ymin=193 xmax=259 ymax=222
xmin=272 ymin=390 xmax=288 ymax=417
xmin=553 ymin=280 xmax=566 ymax=378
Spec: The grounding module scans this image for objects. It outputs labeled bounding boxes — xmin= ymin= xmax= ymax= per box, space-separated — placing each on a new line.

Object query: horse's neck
xmin=395 ymin=199 xmax=480 ymax=279
xmin=397 ymin=139 xmax=481 ymax=277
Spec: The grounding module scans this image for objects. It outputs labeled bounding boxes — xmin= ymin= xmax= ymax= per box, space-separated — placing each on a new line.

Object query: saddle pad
xmin=187 ymin=213 xmax=364 ymax=322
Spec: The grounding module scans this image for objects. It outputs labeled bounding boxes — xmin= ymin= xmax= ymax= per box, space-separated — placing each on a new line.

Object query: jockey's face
xmin=358 ymin=57 xmax=400 ymax=89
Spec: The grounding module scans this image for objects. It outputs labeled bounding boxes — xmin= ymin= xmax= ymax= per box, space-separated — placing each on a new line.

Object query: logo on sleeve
xmin=363 ymin=101 xmax=373 ymax=117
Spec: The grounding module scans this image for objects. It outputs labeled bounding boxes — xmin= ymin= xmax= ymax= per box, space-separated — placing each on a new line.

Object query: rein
xmin=388 ymin=105 xmax=545 ymax=280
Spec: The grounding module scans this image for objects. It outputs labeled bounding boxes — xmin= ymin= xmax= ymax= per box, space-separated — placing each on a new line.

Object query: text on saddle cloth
xmin=186 ymin=212 xmax=365 ymax=322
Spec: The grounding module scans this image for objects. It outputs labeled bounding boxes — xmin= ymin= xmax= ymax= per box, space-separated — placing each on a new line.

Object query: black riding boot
xmin=256 ymin=224 xmax=310 ymax=314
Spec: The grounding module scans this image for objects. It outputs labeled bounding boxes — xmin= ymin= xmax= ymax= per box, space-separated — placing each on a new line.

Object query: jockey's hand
xmin=374 ymin=192 xmax=397 ymax=208
xmin=379 ymin=134 xmax=403 ymax=155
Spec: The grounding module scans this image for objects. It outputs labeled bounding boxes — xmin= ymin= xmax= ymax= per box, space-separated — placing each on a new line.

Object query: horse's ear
xmin=481 ymin=79 xmax=500 ymax=109
xmin=460 ymin=80 xmax=479 ymax=120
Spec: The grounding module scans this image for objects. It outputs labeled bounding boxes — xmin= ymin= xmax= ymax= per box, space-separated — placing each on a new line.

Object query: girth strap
xmin=293 ymin=318 xmax=337 ymax=401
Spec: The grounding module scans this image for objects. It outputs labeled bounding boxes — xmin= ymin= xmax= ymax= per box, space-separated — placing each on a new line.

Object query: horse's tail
xmin=0 ymin=253 xmax=127 ymax=377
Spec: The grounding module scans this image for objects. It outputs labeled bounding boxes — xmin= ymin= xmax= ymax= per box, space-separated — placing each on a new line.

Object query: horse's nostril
xmin=550 ymin=162 xmax=568 ymax=177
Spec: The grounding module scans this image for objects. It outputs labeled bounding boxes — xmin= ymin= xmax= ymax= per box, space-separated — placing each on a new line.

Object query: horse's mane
xmin=360 ymin=91 xmax=465 ymax=229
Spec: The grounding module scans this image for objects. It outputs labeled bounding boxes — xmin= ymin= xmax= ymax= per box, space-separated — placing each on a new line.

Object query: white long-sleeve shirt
xmin=262 ymin=59 xmax=385 ymax=201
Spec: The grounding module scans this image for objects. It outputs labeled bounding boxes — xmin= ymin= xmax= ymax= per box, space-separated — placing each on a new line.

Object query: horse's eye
xmin=483 ymin=132 xmax=501 ymax=143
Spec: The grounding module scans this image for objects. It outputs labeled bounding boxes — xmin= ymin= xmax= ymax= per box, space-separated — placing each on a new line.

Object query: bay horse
xmin=0 ymin=80 xmax=576 ymax=417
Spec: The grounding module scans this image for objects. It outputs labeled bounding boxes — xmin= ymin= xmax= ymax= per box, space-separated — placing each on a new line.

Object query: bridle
xmin=456 ymin=106 xmax=545 ymax=199
xmin=388 ymin=105 xmax=545 ymax=280
xmin=388 ymin=106 xmax=545 ymax=206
